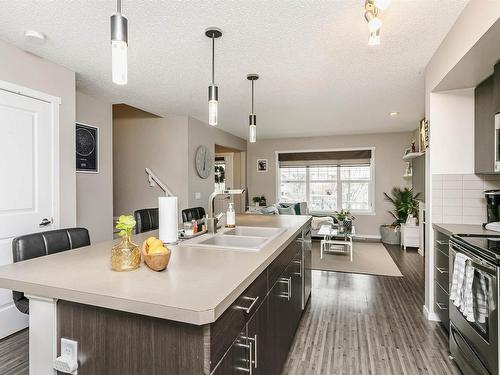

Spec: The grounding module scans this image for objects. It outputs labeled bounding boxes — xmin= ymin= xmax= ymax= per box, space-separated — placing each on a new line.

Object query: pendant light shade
xmin=247 ymin=74 xmax=259 ymax=143
xmin=111 ymin=0 xmax=128 ymax=85
xmin=206 ymin=28 xmax=222 ymax=126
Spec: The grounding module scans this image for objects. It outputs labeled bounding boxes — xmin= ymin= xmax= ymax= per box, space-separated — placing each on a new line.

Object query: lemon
xmin=145 ymin=236 xmax=157 ymax=247
xmin=149 ymin=239 xmax=164 ymax=249
xmin=149 ymin=246 xmax=167 ymax=255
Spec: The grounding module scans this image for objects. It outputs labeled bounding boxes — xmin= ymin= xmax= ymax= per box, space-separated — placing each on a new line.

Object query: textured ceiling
xmin=0 ymin=0 xmax=468 ymax=139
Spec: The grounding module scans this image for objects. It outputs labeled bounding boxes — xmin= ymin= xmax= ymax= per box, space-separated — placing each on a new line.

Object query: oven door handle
xmin=450 ymin=243 xmax=496 ymax=273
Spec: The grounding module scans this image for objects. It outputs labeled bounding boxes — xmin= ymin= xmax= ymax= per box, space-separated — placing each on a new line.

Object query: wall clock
xmin=195 ymin=145 xmax=213 ymax=179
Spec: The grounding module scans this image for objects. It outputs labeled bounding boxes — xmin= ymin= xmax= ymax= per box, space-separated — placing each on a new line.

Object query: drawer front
xmin=434 ymin=230 xmax=450 ymax=255
xmin=435 ymin=282 xmax=450 ymax=331
xmin=434 ymin=248 xmax=449 ymax=293
xmin=268 ymin=234 xmax=301 ymax=287
xmin=210 ymin=270 xmax=267 ymax=369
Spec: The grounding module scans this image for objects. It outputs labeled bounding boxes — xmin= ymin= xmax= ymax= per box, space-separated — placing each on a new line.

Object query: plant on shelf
xmin=380 ymin=187 xmax=421 ymax=245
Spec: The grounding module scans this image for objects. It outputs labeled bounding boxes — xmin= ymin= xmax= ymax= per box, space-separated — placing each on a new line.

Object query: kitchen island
xmin=0 ymin=214 xmax=311 ymax=375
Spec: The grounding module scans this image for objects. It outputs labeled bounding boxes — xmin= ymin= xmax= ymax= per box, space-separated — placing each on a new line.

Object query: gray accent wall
xmin=246 ymin=131 xmax=414 ymax=237
xmin=187 ymin=117 xmax=247 ymax=211
xmin=112 ymin=109 xmax=246 ymax=220
xmin=113 ymin=108 xmax=189 ymax=218
xmin=76 ymin=92 xmax=113 ymax=242
xmin=0 ymin=39 xmax=76 ymax=227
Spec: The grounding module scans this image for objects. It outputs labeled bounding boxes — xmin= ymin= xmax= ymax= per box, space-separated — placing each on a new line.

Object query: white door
xmin=0 ymin=88 xmax=56 ymax=338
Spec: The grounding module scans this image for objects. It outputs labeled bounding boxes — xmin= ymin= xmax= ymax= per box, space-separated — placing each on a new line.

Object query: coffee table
xmin=318 ymin=224 xmax=355 ymax=261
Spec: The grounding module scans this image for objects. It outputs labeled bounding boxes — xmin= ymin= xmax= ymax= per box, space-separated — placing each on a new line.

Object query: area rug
xmin=311 ymin=240 xmax=403 ymax=277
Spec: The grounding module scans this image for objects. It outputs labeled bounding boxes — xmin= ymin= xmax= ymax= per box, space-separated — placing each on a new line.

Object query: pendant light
xmin=111 ymin=0 xmax=128 ymax=85
xmin=247 ymin=74 xmax=259 ymax=143
xmin=205 ymin=27 xmax=222 ymax=126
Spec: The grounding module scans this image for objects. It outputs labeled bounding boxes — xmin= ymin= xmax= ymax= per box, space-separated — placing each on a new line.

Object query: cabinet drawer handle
xmin=235 ymin=340 xmax=253 ymax=374
xmin=292 ymin=259 xmax=302 ymax=276
xmin=436 ymin=240 xmax=449 ymax=246
xmin=278 ymin=277 xmax=292 ymax=301
xmin=436 ymin=302 xmax=448 ymax=311
xmin=235 ymin=296 xmax=259 ymax=314
xmin=243 ymin=334 xmax=258 ymax=368
xmin=436 ymin=267 xmax=448 ymax=274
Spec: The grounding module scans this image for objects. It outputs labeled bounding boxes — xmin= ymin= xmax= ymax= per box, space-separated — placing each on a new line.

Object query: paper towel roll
xmin=159 ymin=196 xmax=178 ymax=244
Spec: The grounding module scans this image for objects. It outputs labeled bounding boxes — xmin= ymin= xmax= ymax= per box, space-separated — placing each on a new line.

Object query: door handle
xmin=242 ymin=334 xmax=258 ymax=368
xmin=39 ymin=217 xmax=53 ymax=227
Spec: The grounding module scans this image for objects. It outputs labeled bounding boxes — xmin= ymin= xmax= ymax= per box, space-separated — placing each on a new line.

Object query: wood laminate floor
xmin=0 ymin=245 xmax=458 ymax=375
xmin=0 ymin=329 xmax=28 ymax=375
xmin=282 ymin=244 xmax=460 ymax=375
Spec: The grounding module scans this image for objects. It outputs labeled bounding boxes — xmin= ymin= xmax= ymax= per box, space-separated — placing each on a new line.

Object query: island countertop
xmin=0 ymin=214 xmax=311 ymax=325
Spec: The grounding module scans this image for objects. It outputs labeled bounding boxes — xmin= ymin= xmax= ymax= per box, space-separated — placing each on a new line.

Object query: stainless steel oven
xmin=449 ymin=238 xmax=498 ymax=375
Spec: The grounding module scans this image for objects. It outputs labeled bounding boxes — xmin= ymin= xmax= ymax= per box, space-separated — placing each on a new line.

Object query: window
xmin=279 ymin=162 xmax=374 ymax=214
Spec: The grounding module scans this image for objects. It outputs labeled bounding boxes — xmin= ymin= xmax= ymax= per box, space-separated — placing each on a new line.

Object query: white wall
xmin=429 ymin=89 xmax=475 ymax=175
xmin=76 ymin=92 xmax=113 ymax=243
xmin=423 ymin=1 xmax=500 ymax=321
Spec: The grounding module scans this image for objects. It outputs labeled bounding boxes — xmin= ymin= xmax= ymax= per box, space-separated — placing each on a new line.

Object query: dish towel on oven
xmin=450 ymin=253 xmax=469 ymax=306
xmin=459 ymin=262 xmax=475 ymax=322
xmin=474 ymin=273 xmax=489 ymax=324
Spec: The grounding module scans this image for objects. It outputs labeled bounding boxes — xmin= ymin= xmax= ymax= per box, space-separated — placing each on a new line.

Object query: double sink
xmin=180 ymin=226 xmax=286 ymax=251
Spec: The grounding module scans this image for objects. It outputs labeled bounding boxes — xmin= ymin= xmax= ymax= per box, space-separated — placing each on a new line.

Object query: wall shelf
xmin=403 ymin=152 xmax=424 ymax=161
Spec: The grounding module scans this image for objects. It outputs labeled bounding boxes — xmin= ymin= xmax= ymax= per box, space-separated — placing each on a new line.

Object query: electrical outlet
xmin=54 ymin=338 xmax=78 ymax=374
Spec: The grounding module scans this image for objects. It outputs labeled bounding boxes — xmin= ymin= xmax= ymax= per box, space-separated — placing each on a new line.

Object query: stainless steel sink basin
xmin=223 ymin=226 xmax=285 ymax=238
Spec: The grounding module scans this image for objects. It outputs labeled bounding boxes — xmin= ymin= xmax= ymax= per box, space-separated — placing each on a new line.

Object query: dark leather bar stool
xmin=134 ymin=208 xmax=159 ymax=234
xmin=181 ymin=207 xmax=206 ymax=223
xmin=12 ymin=227 xmax=90 ymax=314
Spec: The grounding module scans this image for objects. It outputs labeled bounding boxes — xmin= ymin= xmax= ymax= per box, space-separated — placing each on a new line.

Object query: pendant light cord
xmin=116 ymin=0 xmax=121 ymax=14
xmin=211 ymin=36 xmax=215 ymax=84
xmin=251 ymin=80 xmax=255 ymax=113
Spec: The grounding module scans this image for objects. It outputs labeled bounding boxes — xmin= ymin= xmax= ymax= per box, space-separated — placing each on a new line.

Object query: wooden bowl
xmin=142 ymin=241 xmax=171 ymax=272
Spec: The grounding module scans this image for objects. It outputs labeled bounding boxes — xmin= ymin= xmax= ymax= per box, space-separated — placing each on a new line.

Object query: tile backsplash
xmin=432 ymin=174 xmax=500 ymax=225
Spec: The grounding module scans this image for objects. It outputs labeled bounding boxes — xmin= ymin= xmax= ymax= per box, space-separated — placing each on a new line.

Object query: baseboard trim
xmin=423 ymin=305 xmax=440 ymax=321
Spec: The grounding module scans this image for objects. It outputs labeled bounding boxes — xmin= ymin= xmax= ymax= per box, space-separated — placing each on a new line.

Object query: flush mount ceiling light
xmin=206 ymin=27 xmax=222 ymax=126
xmin=247 ymin=74 xmax=259 ymax=143
xmin=389 ymin=111 xmax=399 ymax=116
xmin=110 ymin=0 xmax=128 ymax=85
xmin=24 ymin=29 xmax=46 ymax=42
xmin=365 ymin=0 xmax=389 ymax=46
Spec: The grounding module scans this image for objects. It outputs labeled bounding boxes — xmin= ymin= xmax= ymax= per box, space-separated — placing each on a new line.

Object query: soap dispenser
xmin=226 ymin=203 xmax=236 ymax=228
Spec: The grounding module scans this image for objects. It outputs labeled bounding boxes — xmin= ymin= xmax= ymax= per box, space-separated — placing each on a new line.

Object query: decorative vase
xmin=343 ymin=219 xmax=353 ymax=232
xmin=111 ymin=235 xmax=141 ymax=271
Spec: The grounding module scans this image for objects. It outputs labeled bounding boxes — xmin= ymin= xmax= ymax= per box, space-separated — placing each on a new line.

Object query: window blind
xmin=278 ymin=150 xmax=372 ymax=167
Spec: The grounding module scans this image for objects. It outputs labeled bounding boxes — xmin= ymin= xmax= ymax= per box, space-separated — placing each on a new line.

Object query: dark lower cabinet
xmin=212 ymin=233 xmax=306 ymax=375
xmin=247 ymin=299 xmax=270 ymax=375
xmin=212 ymin=328 xmax=250 ymax=375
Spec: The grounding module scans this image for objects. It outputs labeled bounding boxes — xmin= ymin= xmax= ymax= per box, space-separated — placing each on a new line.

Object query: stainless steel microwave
xmin=496 ymin=113 xmax=500 ymax=172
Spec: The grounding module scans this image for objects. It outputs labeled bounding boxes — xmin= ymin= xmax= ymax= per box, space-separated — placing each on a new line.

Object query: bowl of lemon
xmin=142 ymin=236 xmax=171 ymax=272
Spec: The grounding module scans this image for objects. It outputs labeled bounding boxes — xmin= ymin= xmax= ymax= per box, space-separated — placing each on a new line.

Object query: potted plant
xmin=252 ymin=196 xmax=267 ymax=207
xmin=333 ymin=209 xmax=355 ymax=232
xmin=380 ymin=187 xmax=421 ymax=244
